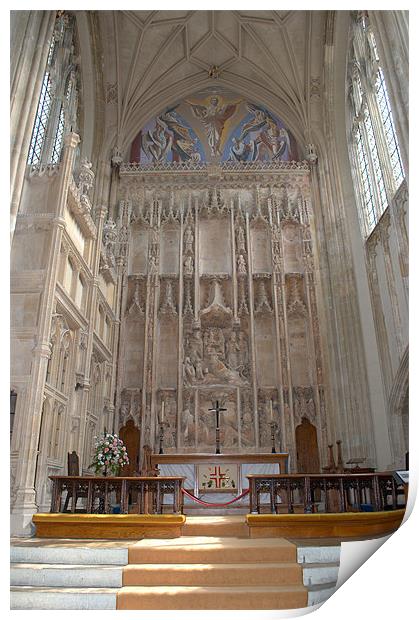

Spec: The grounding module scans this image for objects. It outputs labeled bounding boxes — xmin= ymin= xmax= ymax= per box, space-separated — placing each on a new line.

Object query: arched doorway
xmin=295 ymin=417 xmax=320 ymax=473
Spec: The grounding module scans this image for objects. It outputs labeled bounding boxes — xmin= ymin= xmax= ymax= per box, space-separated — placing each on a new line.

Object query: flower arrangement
xmin=90 ymin=432 xmax=129 ymax=476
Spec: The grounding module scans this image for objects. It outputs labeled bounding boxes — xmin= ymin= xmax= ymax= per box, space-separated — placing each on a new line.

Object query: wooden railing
xmin=247 ymin=473 xmax=407 ymax=514
xmin=49 ymin=476 xmax=185 ymax=515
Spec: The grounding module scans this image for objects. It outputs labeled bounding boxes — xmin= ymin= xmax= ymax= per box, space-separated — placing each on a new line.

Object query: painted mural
xmin=130 ymin=90 xmax=299 ymax=164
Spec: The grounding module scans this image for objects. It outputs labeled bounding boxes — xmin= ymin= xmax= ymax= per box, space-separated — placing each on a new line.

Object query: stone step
xmin=116 ymin=584 xmax=308 ymax=610
xmin=11 ymin=563 xmax=123 ymax=588
xmin=301 ymin=562 xmax=340 ymax=586
xmin=123 ymin=561 xmax=302 ymax=586
xmin=10 ymin=545 xmax=128 ymax=566
xmin=306 ymin=582 xmax=339 ymax=606
xmin=296 ymin=545 xmax=341 ymax=564
xmin=128 ymin=536 xmax=297 ymax=564
xmin=10 ymin=586 xmax=118 ymax=610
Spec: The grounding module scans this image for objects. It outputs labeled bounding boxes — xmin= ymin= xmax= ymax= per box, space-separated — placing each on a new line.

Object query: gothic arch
xmin=102 ymin=77 xmax=308 ymax=161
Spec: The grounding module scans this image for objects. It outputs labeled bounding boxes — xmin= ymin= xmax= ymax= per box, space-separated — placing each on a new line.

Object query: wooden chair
xmin=63 ymin=451 xmax=87 ymax=512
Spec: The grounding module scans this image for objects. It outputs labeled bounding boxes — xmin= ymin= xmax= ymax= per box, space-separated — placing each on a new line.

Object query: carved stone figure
xmin=148 ymin=254 xmax=157 ymax=274
xmin=255 ymin=279 xmax=272 ymax=313
xmin=184 ymin=227 xmax=193 ymax=252
xmin=226 ymin=330 xmax=240 ymax=369
xmin=237 ymin=254 xmax=247 ymax=275
xmin=78 ymin=158 xmax=95 ymax=197
xmin=184 ymin=255 xmax=193 ymax=276
xmin=237 ymin=226 xmax=246 ymax=252
xmin=183 ymin=407 xmax=195 ymax=445
xmin=160 ymin=280 xmax=177 ymax=315
xmin=184 ymin=357 xmax=196 ymax=384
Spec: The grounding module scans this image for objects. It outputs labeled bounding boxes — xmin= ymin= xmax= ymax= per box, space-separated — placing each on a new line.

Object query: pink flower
xmin=104 ymin=447 xmax=109 ymax=453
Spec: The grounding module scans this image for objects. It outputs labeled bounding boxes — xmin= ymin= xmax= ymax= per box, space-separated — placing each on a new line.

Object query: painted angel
xmin=189 ymin=96 xmax=239 ymax=157
xmin=161 ymin=108 xmax=200 ymax=161
xmin=239 ymin=103 xmax=270 ymax=141
xmin=142 ymin=117 xmax=172 ymax=162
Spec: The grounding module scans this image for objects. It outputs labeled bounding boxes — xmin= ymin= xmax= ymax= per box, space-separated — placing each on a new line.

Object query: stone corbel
xmin=305 ymin=144 xmax=318 ymax=165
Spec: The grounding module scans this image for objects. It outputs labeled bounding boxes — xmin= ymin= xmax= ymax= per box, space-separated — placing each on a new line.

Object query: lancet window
xmin=27 ymin=12 xmax=79 ymax=166
xmin=347 ymin=11 xmax=404 ymax=236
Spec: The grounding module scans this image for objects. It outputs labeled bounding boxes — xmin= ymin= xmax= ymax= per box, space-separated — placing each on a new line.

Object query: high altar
xmin=152 ymin=452 xmax=289 ymax=508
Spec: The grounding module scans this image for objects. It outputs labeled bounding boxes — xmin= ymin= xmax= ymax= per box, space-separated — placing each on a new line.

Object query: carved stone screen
xmin=116 ymin=162 xmax=327 ymax=469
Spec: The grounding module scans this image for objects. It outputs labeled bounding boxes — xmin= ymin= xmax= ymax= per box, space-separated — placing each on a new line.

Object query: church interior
xmin=10 ymin=9 xmax=409 ymax=611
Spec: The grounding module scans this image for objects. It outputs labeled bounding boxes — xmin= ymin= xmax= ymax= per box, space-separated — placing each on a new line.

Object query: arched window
xmin=347 ymin=11 xmax=405 ymax=237
xmin=27 ymin=12 xmax=79 ymax=166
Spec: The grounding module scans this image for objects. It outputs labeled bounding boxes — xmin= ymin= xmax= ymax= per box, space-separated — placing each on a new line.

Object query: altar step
xmin=10 ymin=529 xmax=341 ymax=609
xmin=118 ymin=536 xmax=307 ymax=609
xmin=10 ymin=539 xmax=129 ymax=610
xmin=182 ymin=515 xmax=250 ymax=537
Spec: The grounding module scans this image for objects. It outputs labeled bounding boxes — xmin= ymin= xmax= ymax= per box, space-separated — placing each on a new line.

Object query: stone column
xmin=11 ymin=132 xmax=80 ymax=537
xmin=77 ymin=204 xmax=108 ymax=466
xmin=245 ymin=212 xmax=259 ymax=447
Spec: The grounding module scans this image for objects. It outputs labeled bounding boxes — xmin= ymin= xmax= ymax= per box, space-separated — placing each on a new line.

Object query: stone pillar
xmin=11 ymin=132 xmax=80 ymax=536
xmin=245 ymin=212 xmax=259 ymax=447
xmin=77 ymin=204 xmax=108 ymax=467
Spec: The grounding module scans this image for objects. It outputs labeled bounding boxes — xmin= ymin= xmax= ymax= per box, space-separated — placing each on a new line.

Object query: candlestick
xmin=270 ymin=421 xmax=277 ymax=454
xmin=158 ymin=421 xmax=164 ymax=455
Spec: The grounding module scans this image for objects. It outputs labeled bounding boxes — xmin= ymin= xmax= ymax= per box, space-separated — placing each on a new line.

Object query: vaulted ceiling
xmin=94 ymin=10 xmax=329 ymax=157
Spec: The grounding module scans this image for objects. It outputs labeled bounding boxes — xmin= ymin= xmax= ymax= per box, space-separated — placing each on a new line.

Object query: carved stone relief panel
xmin=282 ymin=222 xmax=303 ymax=273
xmin=160 ymin=226 xmax=180 ymax=275
xmin=181 ymin=388 xmax=195 ymax=448
xmin=255 ymin=316 xmax=276 ymax=387
xmin=199 ymin=218 xmax=231 ymax=275
xmin=156 ymin=390 xmax=177 ymax=450
xmin=240 ymin=389 xmax=255 ymax=447
xmin=157 ymin=318 xmax=178 ymax=388
xmin=129 ymin=227 xmax=149 ymax=274
xmin=251 ymin=225 xmax=272 ymax=273
xmin=123 ymin=314 xmax=145 ymax=389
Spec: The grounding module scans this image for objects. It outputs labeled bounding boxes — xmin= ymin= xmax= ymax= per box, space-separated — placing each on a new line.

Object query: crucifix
xmin=208 ymin=400 xmax=227 ymax=454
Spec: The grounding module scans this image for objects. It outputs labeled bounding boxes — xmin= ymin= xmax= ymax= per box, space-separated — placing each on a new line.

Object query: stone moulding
xmin=67 ymin=180 xmax=97 ymax=239
xmin=32 ymin=513 xmax=186 ymax=539
xmin=119 ymin=161 xmax=311 ymax=191
xmin=246 ymin=509 xmax=405 ymax=539
xmin=120 ymin=160 xmax=310 ymax=174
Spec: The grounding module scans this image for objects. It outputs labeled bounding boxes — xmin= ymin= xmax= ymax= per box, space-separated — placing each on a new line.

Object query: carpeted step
xmin=123 ymin=561 xmax=302 ymax=587
xmin=117 ymin=584 xmax=308 ymax=610
xmin=128 ymin=537 xmax=297 ymax=564
xmin=182 ymin=516 xmax=249 ymax=537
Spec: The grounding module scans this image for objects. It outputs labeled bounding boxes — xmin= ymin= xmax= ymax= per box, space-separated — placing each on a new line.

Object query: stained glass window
xmin=348 ymin=12 xmax=405 ymax=237
xmin=27 ymin=74 xmax=52 ymax=165
xmin=27 ymin=13 xmax=78 ymax=167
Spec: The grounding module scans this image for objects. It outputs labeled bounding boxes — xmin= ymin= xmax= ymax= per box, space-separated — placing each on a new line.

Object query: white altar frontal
xmin=151 ymin=453 xmax=289 ymax=511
